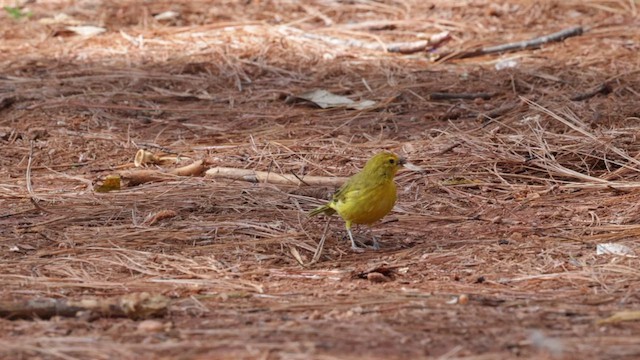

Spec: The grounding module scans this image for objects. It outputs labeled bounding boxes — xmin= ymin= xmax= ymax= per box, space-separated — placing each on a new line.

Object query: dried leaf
xmin=95 ymin=174 xmax=121 ymax=193
xmin=154 ymin=11 xmax=179 ymax=21
xmin=289 ymin=246 xmax=304 ymax=266
xmin=289 ymin=89 xmax=375 ymax=110
xmin=144 ymin=210 xmax=178 ymax=226
xmin=403 ymin=162 xmax=424 ymax=172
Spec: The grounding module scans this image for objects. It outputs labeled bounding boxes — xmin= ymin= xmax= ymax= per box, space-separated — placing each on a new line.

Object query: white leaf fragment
xmin=66 ymin=25 xmax=106 ymax=37
xmin=295 ymin=89 xmax=376 ymax=110
xmin=596 ymin=243 xmax=635 ymax=257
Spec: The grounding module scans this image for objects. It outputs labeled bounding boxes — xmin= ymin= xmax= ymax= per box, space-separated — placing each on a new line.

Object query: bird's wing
xmin=331 ymin=173 xmax=363 ymax=204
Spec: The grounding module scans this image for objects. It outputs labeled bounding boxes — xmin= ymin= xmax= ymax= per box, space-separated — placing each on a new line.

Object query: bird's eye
xmin=389 ymin=159 xmax=395 ymax=164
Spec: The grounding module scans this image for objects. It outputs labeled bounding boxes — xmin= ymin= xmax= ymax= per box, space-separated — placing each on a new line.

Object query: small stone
xmin=28 ymin=128 xmax=48 ymax=140
xmin=458 ymin=294 xmax=469 ymax=305
xmin=137 ymin=320 xmax=166 ymax=333
xmin=367 ymin=272 xmax=391 ymax=283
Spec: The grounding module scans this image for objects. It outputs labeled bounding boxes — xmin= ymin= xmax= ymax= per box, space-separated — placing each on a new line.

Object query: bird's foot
xmin=356 ymin=238 xmax=380 ymax=250
xmin=371 ymin=236 xmax=380 ymax=250
xmin=352 ymin=240 xmax=379 ymax=251
xmin=346 ymin=231 xmax=379 ymax=252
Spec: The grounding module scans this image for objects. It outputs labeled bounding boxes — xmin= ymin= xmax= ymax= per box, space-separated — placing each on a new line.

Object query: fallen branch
xmin=0 ymin=292 xmax=169 ymax=320
xmin=206 ymin=167 xmax=347 ymax=187
xmin=443 ymin=26 xmax=583 ymax=60
xmin=570 ymin=83 xmax=612 ymax=101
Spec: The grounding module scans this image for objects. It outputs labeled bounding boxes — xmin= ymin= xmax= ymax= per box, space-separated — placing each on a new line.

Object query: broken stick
xmin=294 ymin=28 xmax=451 ymax=54
xmin=443 ymin=26 xmax=583 ymax=60
xmin=570 ymin=83 xmax=612 ymax=101
xmin=385 ymin=32 xmax=451 ymax=54
xmin=478 ymin=102 xmax=520 ymax=121
xmin=0 ymin=292 xmax=169 ymax=320
xmin=206 ymin=167 xmax=347 ymax=187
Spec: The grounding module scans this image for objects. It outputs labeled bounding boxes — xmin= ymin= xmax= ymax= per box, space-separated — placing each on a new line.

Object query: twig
xmin=570 ymin=83 xmax=612 ymax=101
xmin=384 ymin=35 xmax=450 ymax=54
xmin=437 ymin=142 xmax=463 ymax=155
xmin=293 ymin=28 xmax=450 ymax=54
xmin=25 ymin=141 xmax=53 ymax=214
xmin=386 ymin=40 xmax=432 ymax=54
xmin=25 ymin=141 xmax=37 ymax=199
xmin=430 ymin=92 xmax=494 ymax=100
xmin=310 ymin=218 xmax=331 ymax=265
xmin=120 ymin=160 xmax=206 ymax=186
xmin=206 ymin=167 xmax=347 ymax=187
xmin=477 ymin=102 xmax=519 ymax=121
xmin=384 ymin=31 xmax=451 ymax=53
xmin=444 ymin=26 xmax=584 ymax=60
xmin=289 ymin=171 xmax=311 ymax=186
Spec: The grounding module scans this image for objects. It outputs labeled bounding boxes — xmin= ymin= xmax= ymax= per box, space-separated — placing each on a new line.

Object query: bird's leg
xmin=347 ymin=228 xmax=364 ymax=251
xmin=371 ymin=235 xmax=380 ymax=250
xmin=345 ymin=222 xmax=364 ymax=252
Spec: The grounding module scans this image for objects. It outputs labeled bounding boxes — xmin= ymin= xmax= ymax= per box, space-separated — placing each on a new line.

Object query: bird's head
xmin=363 ymin=151 xmax=406 ymax=180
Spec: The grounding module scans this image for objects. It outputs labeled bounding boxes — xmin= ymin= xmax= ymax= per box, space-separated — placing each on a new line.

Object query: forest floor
xmin=1 ymin=0 xmax=640 ymax=359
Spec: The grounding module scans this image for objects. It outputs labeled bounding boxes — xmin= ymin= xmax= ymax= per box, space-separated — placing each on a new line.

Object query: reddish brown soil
xmin=1 ymin=1 xmax=640 ymax=359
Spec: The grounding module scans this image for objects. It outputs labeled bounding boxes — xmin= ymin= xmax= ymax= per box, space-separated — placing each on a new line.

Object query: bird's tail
xmin=308 ymin=204 xmax=336 ymax=217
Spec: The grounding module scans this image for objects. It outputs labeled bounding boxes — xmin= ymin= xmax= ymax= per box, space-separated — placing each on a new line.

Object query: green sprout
xmin=4 ymin=6 xmax=33 ymax=20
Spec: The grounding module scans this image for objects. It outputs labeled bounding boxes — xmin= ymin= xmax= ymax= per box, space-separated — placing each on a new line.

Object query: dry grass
xmin=1 ymin=0 xmax=640 ymax=359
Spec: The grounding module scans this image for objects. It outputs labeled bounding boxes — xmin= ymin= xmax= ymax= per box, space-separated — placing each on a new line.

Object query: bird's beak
xmin=398 ymin=157 xmax=407 ymax=167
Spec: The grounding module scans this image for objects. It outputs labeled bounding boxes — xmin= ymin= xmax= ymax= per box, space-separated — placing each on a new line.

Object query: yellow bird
xmin=309 ymin=151 xmax=405 ymax=250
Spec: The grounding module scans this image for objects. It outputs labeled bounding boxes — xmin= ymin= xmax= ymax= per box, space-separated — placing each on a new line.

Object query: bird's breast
xmin=334 ymin=181 xmax=397 ymax=225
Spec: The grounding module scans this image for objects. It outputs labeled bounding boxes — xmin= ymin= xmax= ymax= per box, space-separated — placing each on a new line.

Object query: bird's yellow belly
xmin=333 ymin=182 xmax=397 ymax=225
